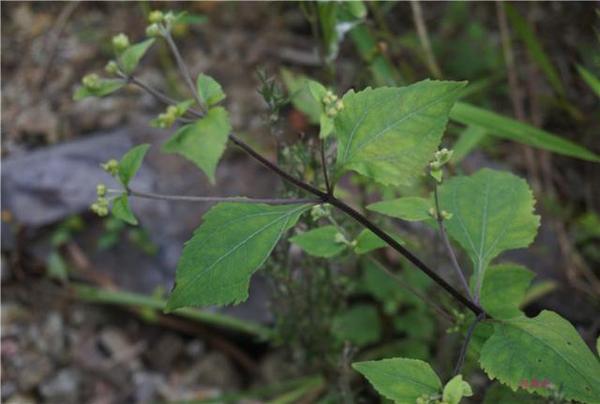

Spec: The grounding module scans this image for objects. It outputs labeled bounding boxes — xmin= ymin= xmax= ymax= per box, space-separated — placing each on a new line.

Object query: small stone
xmin=17 ymin=352 xmax=53 ymax=391
xmin=39 ymin=368 xmax=80 ymax=403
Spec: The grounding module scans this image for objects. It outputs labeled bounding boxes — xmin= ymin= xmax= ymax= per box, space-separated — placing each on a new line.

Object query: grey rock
xmin=39 ymin=368 xmax=80 ymax=403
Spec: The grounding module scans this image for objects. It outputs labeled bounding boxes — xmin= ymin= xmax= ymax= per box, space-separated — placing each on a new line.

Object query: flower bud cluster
xmin=101 ymin=159 xmax=119 ymax=176
xmin=82 ymin=73 xmax=101 ymax=91
xmin=154 ymin=103 xmax=188 ymax=128
xmin=429 ymin=148 xmax=453 ymax=183
xmin=428 ymin=207 xmax=453 ymax=221
xmin=91 ymin=183 xmax=109 ymax=217
xmin=310 ymin=204 xmax=331 ymax=221
xmin=145 ymin=10 xmax=177 ymax=37
xmin=322 ymin=90 xmax=344 ymax=118
xmin=415 ymin=394 xmax=442 ymax=404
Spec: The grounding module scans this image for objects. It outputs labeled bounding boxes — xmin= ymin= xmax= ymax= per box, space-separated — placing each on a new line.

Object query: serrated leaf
xmin=354 ymin=229 xmax=404 ymax=255
xmin=480 ymin=264 xmax=534 ymax=319
xmin=332 ymin=304 xmax=381 ymax=347
xmin=483 ymin=383 xmax=545 ymax=404
xmin=111 ymin=195 xmax=138 ymax=225
xmin=290 ymin=225 xmax=346 ymax=258
xmin=479 ymin=310 xmax=600 ymax=403
xmin=118 ymin=144 xmax=150 ymax=186
xmin=368 ymin=196 xmax=432 ymax=222
xmin=353 ymin=358 xmax=442 ymax=403
xmin=438 ymin=169 xmax=540 ymax=294
xmin=450 ymin=102 xmax=600 ymax=162
xmin=73 ymin=79 xmax=125 ymax=100
xmin=162 ymin=107 xmax=231 ymax=184
xmin=334 ymin=80 xmax=466 ymax=187
xmin=196 ymin=74 xmax=225 ymax=107
xmin=443 ymin=375 xmax=473 ymax=404
xmin=119 ymin=38 xmax=155 ymax=75
xmin=166 ymin=203 xmax=309 ymax=310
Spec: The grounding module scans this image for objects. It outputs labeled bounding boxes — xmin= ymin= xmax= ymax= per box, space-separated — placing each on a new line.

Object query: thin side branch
xmin=162 ymin=30 xmax=206 ymax=110
xmin=433 ymin=184 xmax=473 ymax=300
xmin=320 ymin=138 xmax=332 ymax=194
xmin=453 ymin=313 xmax=485 ymax=375
xmin=128 ymin=189 xmax=318 ymax=205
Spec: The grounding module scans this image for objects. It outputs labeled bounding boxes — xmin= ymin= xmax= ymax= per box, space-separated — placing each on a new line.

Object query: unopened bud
xmin=334 ymin=232 xmax=347 ymax=244
xmin=112 ymin=33 xmax=130 ymax=52
xmin=96 ymin=184 xmax=107 ymax=197
xmin=82 ymin=73 xmax=101 ymax=90
xmin=105 ymin=61 xmax=119 ymax=75
xmin=102 ymin=159 xmax=119 ymax=176
xmin=146 ymin=23 xmax=161 ymax=37
xmin=148 ymin=10 xmax=164 ymax=24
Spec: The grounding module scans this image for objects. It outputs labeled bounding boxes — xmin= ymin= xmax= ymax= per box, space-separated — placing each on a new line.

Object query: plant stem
xmin=433 ymin=184 xmax=473 ymax=300
xmin=453 ymin=313 xmax=485 ymax=375
xmin=320 ymin=138 xmax=332 ymax=194
xmin=162 ymin=29 xmax=206 ymax=110
xmin=127 ymin=188 xmax=318 ymax=205
xmin=127 ymin=36 xmax=487 ymax=319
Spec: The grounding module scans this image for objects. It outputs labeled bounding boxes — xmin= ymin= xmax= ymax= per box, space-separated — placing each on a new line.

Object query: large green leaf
xmin=483 ymin=383 xmax=545 ymax=404
xmin=290 ymin=225 xmax=346 ymax=258
xmin=368 ymin=196 xmax=432 ymax=222
xmin=352 ymin=358 xmax=442 ymax=403
xmin=480 ymin=264 xmax=534 ymax=319
xmin=119 ymin=38 xmax=155 ymax=75
xmin=166 ymin=203 xmax=309 ymax=311
xmin=118 ymin=144 xmax=150 ymax=186
xmin=162 ymin=107 xmax=231 ymax=184
xmin=438 ymin=169 xmax=540 ymax=294
xmin=480 ymin=310 xmax=600 ymax=403
xmin=334 ymin=80 xmax=466 ymax=186
xmin=450 ymin=102 xmax=600 ymax=162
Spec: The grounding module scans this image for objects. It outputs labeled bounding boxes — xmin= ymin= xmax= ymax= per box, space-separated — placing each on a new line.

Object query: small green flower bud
xmin=96 ymin=184 xmax=107 ymax=197
xmin=82 ymin=73 xmax=101 ymax=90
xmin=335 ymin=99 xmax=344 ymax=112
xmin=146 ymin=23 xmax=161 ymax=38
xmin=105 ymin=61 xmax=119 ymax=75
xmin=441 ymin=210 xmax=453 ymax=220
xmin=334 ymin=232 xmax=347 ymax=244
xmin=148 ymin=10 xmax=164 ymax=24
xmin=326 ymin=107 xmax=337 ymax=118
xmin=163 ymin=11 xmax=176 ymax=25
xmin=112 ymin=33 xmax=130 ymax=52
xmin=428 ymin=207 xmax=437 ymax=219
xmin=166 ymin=105 xmax=178 ymax=117
xmin=102 ymin=159 xmax=119 ymax=176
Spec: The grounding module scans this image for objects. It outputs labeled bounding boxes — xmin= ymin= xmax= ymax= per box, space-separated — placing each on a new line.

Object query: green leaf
xmin=483 ymin=383 xmax=545 ymax=404
xmin=119 ymin=38 xmax=155 ymax=75
xmin=166 ymin=203 xmax=309 ymax=310
xmin=332 ymin=304 xmax=381 ymax=347
xmin=47 ymin=251 xmax=69 ymax=281
xmin=111 ymin=195 xmax=138 ymax=225
xmin=73 ymin=79 xmax=125 ymax=100
xmin=480 ymin=264 xmax=534 ymax=319
xmin=118 ymin=144 xmax=150 ymax=186
xmin=361 ymin=259 xmax=404 ymax=309
xmin=368 ymin=197 xmax=432 ymax=222
xmin=354 ymin=229 xmax=404 ymax=255
xmin=452 ymin=125 xmax=487 ymax=163
xmin=450 ymin=102 xmax=600 ymax=162
xmin=196 ymin=74 xmax=226 ymax=107
xmin=479 ymin=310 xmax=600 ymax=403
xmin=280 ymin=69 xmax=322 ymax=124
xmin=353 ymin=358 xmax=442 ymax=403
xmin=438 ymin=169 xmax=540 ymax=294
xmin=505 ymin=5 xmax=564 ymax=96
xmin=319 ymin=112 xmax=334 ymax=138
xmin=290 ymin=225 xmax=346 ymax=258
xmin=162 ymin=107 xmax=231 ymax=184
xmin=443 ymin=375 xmax=473 ymax=404
xmin=577 ymin=65 xmax=600 ymax=98
xmin=334 ymin=80 xmax=466 ymax=187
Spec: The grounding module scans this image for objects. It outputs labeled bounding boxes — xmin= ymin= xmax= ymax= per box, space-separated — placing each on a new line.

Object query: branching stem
xmin=433 ymin=184 xmax=473 ymax=300
xmin=127 ymin=188 xmax=318 ymax=205
xmin=128 ymin=33 xmax=487 ymax=319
